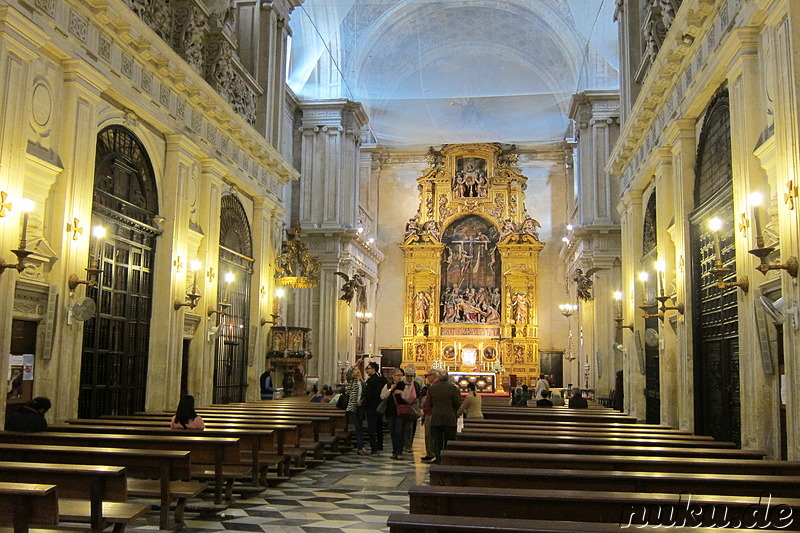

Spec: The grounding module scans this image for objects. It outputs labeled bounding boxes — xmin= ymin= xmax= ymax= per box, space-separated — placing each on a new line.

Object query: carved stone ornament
xmin=275 ymin=224 xmax=321 ymax=288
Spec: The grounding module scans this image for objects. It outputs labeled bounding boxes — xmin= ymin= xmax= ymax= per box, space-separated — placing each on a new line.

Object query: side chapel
xmin=401 ymin=144 xmax=544 ymax=390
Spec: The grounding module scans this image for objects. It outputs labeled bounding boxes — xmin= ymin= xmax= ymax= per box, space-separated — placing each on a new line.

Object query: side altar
xmin=401 ymin=143 xmax=545 ymax=390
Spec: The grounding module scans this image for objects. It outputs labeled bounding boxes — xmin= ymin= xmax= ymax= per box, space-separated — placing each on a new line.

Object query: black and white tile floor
xmin=131 ymin=430 xmax=430 ymax=532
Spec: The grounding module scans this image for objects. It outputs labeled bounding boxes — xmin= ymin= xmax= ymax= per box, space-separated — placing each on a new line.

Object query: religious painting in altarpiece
xmin=400 ymin=143 xmax=544 ymax=390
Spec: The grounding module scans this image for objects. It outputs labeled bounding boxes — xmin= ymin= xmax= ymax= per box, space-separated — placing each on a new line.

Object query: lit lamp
xmin=260 ymin=287 xmax=285 ymax=326
xmin=638 ymin=271 xmax=661 ymax=319
xmin=174 ymin=260 xmax=203 ymax=310
xmin=0 ymin=198 xmax=35 ymax=274
xmin=559 ymin=303 xmax=577 ymax=317
xmin=708 ymin=217 xmax=749 ymax=292
xmin=747 ymin=192 xmax=798 ymax=277
xmin=208 ymin=271 xmax=234 ymax=318
xmin=69 ymin=225 xmax=105 ymax=290
xmin=653 ymin=261 xmax=685 ymax=318
xmin=613 ymin=290 xmax=633 ymax=331
xmin=355 ymin=311 xmax=372 ymax=324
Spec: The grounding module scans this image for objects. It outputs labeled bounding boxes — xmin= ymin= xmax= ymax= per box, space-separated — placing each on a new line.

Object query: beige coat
xmin=457 ymin=392 xmax=483 ymax=419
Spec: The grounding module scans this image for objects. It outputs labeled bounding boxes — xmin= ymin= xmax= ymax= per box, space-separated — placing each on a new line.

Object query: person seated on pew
xmin=4 ymin=397 xmax=51 ymax=432
xmin=310 ymin=385 xmax=334 ymax=403
xmin=521 ymin=384 xmax=533 ymax=403
xmin=568 ymin=387 xmax=589 ymax=409
xmin=535 ymin=389 xmax=553 ymax=407
xmin=170 ymin=395 xmax=205 ymax=430
xmin=550 ymin=389 xmax=565 ymax=406
xmin=509 ymin=387 xmax=527 ymax=406
xmin=457 ymin=382 xmax=483 ymax=419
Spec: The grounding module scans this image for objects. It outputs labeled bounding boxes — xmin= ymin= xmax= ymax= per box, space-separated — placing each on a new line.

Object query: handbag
xmin=335 ymin=392 xmax=349 ymax=410
xmin=376 ymin=397 xmax=388 ymax=415
xmin=393 ymin=394 xmax=415 ymax=417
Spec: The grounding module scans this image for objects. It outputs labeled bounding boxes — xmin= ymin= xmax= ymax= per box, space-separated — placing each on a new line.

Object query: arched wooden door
xmin=213 ymin=195 xmax=254 ymax=404
xmin=79 ymin=126 xmax=159 ymax=418
xmin=689 ymin=89 xmax=741 ymax=446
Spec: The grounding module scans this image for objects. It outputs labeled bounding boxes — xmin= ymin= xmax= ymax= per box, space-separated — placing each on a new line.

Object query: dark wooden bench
xmin=0 ymin=482 xmax=59 ymax=533
xmin=428 ymin=464 xmax=800 ymax=498
xmin=439 ymin=450 xmax=800 ymax=475
xmin=479 ymin=409 xmax=637 ymax=424
xmin=60 ymin=422 xmax=289 ymax=483
xmin=0 ymin=461 xmax=128 ymax=532
xmin=462 ymin=420 xmax=710 ymax=438
xmin=464 ymin=418 xmax=690 ymax=433
xmin=0 ymin=442 xmax=200 ymax=530
xmin=0 ymin=431 xmax=243 ymax=505
xmin=445 ymin=440 xmax=764 ymax=459
xmin=386 ymin=513 xmax=771 ymax=532
xmin=408 ymin=485 xmax=800 ymax=528
xmin=455 ymin=430 xmax=736 ymax=449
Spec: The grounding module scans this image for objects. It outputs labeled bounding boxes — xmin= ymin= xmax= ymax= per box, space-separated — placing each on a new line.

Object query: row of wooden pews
xmin=389 ymin=398 xmax=800 ymax=532
xmin=0 ymin=398 xmax=349 ymax=532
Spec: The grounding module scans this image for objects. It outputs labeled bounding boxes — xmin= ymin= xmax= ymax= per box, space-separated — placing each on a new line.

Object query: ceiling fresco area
xmin=287 ymin=0 xmax=619 ymax=148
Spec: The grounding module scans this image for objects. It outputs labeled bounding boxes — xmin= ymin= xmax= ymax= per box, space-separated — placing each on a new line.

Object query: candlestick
xmin=18 ymin=199 xmax=34 ymax=250
xmin=613 ymin=291 xmax=622 ymax=319
xmin=638 ymin=272 xmax=649 ymax=304
xmin=749 ymin=192 xmax=764 ymax=245
xmin=654 ymin=260 xmax=665 ymax=297
xmin=92 ymin=226 xmax=106 ymax=265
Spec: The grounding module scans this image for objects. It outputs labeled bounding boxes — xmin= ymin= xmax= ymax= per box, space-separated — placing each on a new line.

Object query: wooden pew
xmin=0 ymin=443 xmax=199 ymax=530
xmin=0 ymin=462 xmax=149 ymax=532
xmin=479 ymin=409 xmax=637 ymax=424
xmin=0 ymin=431 xmax=242 ymax=505
xmin=463 ymin=419 xmax=708 ymax=437
xmin=455 ymin=430 xmax=736 ymax=449
xmin=445 ymin=440 xmax=764 ymax=459
xmin=439 ymin=450 xmax=798 ymax=475
xmin=60 ymin=422 xmax=289 ymax=482
xmin=386 ymin=513 xmax=771 ymax=533
xmin=101 ymin=414 xmax=312 ymax=467
xmin=428 ymin=464 xmax=800 ymax=498
xmin=408 ymin=485 xmax=800 ymax=528
xmin=0 ymin=482 xmax=59 ymax=533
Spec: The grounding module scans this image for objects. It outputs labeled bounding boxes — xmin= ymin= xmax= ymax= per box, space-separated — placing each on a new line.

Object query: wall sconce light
xmin=747 ymin=192 xmax=798 ymax=278
xmin=656 ymin=294 xmax=685 ymax=318
xmin=638 ymin=271 xmax=661 ymax=319
xmin=355 ymin=311 xmax=372 ymax=324
xmin=69 ymin=225 xmax=105 ymax=289
xmin=208 ymin=271 xmax=234 ymax=318
xmin=260 ymin=314 xmax=281 ymax=326
xmin=708 ymin=217 xmax=749 ymax=292
xmin=613 ymin=291 xmax=633 ymax=331
xmin=559 ymin=303 xmax=577 ymax=317
xmin=0 ymin=198 xmax=34 ymax=275
xmin=175 ymin=260 xmax=202 ymax=310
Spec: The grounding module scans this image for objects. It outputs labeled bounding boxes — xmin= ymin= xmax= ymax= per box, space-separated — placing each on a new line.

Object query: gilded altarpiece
xmin=400 ymin=144 xmax=544 ymax=389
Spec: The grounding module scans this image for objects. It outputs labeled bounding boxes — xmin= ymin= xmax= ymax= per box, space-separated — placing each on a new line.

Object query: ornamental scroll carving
xmin=401 ymin=143 xmax=545 ymax=385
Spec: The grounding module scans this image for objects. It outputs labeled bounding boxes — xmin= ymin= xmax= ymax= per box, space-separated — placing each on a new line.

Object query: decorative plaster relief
xmin=68 ymin=9 xmax=88 ymax=42
xmin=30 ymin=79 xmax=52 ymax=137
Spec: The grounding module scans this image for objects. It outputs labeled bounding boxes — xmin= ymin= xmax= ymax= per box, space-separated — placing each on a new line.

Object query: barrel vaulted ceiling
xmin=287 ymin=0 xmax=619 ymax=148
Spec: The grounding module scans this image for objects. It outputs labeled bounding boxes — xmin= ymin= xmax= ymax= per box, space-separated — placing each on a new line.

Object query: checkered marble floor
xmin=130 ymin=427 xmax=431 ymax=532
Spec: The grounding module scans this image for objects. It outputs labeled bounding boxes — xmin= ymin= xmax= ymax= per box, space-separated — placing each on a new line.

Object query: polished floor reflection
xmin=131 ymin=425 xmax=430 ymax=532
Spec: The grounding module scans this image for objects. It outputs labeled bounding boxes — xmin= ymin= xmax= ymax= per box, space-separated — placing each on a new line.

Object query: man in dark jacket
xmin=568 ymin=387 xmax=589 ymax=408
xmin=426 ymin=371 xmax=461 ymax=464
xmin=5 ymin=397 xmax=51 ymax=432
xmin=361 ymin=362 xmax=386 ymax=454
xmin=260 ymin=369 xmax=277 ymax=399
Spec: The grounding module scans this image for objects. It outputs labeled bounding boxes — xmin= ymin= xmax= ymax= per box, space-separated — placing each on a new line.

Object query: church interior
xmin=2 ymin=0 xmax=800 ymax=530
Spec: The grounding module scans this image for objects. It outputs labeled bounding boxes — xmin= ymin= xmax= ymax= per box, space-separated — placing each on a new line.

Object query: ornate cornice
xmin=9 ymin=0 xmax=300 ymax=200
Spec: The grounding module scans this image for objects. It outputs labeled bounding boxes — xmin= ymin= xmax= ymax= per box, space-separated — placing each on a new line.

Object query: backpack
xmin=335 ymin=392 xmax=349 ymax=410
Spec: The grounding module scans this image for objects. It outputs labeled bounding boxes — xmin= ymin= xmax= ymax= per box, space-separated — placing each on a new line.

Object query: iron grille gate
xmin=689 ymin=192 xmax=741 ymax=446
xmin=79 ymin=126 xmax=157 ymax=418
xmin=213 ymin=251 xmax=252 ymax=404
xmin=79 ymin=215 xmax=156 ymax=417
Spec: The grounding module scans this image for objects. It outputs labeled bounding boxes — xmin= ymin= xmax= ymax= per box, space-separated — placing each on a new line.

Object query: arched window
xmin=79 ymin=126 xmax=159 ymax=418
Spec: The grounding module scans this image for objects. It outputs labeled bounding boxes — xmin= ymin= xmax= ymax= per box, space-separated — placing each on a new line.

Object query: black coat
xmin=5 ymin=406 xmax=47 ymax=432
xmin=362 ymin=373 xmax=387 ymax=410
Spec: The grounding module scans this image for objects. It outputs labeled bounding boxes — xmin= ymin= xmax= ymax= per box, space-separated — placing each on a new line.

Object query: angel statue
xmin=573 ymin=267 xmax=608 ymax=301
xmin=335 ymin=272 xmax=367 ymax=306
